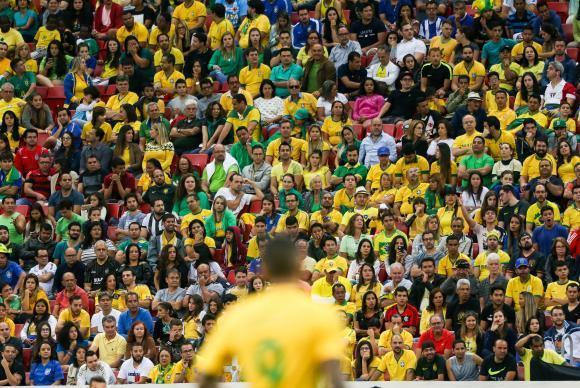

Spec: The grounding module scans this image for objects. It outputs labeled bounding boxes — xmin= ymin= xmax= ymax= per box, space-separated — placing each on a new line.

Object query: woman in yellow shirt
xmin=296 ymin=31 xmax=329 ymax=66
xmin=300 ymin=124 xmax=331 ymax=166
xmin=303 ymin=150 xmax=332 ymax=190
xmin=147 ymin=348 xmax=175 ymax=384
xmin=112 ymin=125 xmax=143 ymax=174
xmin=369 ymin=173 xmax=397 ymax=207
xmin=111 ymin=103 xmax=141 ymax=143
xmin=514 ymin=72 xmax=540 ymax=111
xmin=63 ymin=56 xmax=91 ymax=107
xmin=457 ymin=312 xmax=483 ymax=355
xmin=419 ymin=288 xmax=446 ymax=334
xmin=0 ymin=111 xmax=25 ymax=151
xmin=557 ymin=140 xmax=580 ymax=184
xmin=519 ymin=46 xmax=544 ymax=81
xmin=19 ymin=274 xmax=49 ymax=316
xmin=352 ymin=340 xmax=381 ymax=381
xmin=96 ymin=273 xmax=124 ymax=311
xmin=100 ymin=38 xmax=121 ymax=80
xmin=436 ymin=189 xmax=467 ymax=235
xmin=142 ymin=123 xmax=175 ymax=173
xmin=322 ymin=101 xmax=352 ymax=146
xmin=15 ymin=43 xmax=37 ymax=74
xmin=183 ymin=294 xmax=204 ymax=340
xmin=82 ymin=106 xmax=113 ymax=143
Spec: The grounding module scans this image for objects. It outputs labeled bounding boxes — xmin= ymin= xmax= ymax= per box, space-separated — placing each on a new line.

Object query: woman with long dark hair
xmin=25 ymin=203 xmax=51 ymax=240
xmin=64 ymin=0 xmax=93 ymax=34
xmin=205 ymin=196 xmax=236 ymax=244
xmin=124 ymin=321 xmax=158 ymax=362
xmin=503 ymin=214 xmax=524 ymax=259
xmin=386 ymin=235 xmax=413 ymax=277
xmin=258 ymin=194 xmax=281 ymax=233
xmin=322 ymin=101 xmax=352 ymax=146
xmin=482 ymin=310 xmax=517 ymax=357
xmin=154 ymin=244 xmax=189 ymax=291
xmin=340 ymin=214 xmax=371 ymax=262
xmin=30 ymin=340 xmax=64 ymax=385
xmin=556 ymin=140 xmax=579 ymax=185
xmin=78 ymin=221 xmax=116 ymax=264
xmin=21 ymin=93 xmax=54 ymax=135
xmin=461 ymin=171 xmax=489 ymax=212
xmin=120 ymin=243 xmax=152 ymax=286
xmin=514 ymin=72 xmax=541 ymax=111
xmin=354 ymin=291 xmax=383 ymax=340
xmin=347 ymin=239 xmax=380 ymax=282
xmin=425 ymin=173 xmax=447 ymax=215
xmin=519 ymin=46 xmax=544 ymax=80
xmin=546 ymin=237 xmax=576 ymax=282
xmin=334 ymin=126 xmax=360 ymax=166
xmin=183 ymin=294 xmax=204 ymax=340
xmin=430 ymin=142 xmax=456 ymax=186
xmin=352 ymin=78 xmax=389 ymax=128
xmin=184 ymin=219 xmax=220 ymax=275
xmin=19 ymin=274 xmax=49 ymax=316
xmin=0 ymin=111 xmax=24 ymax=151
xmin=427 ymin=120 xmax=454 ymax=159
xmin=173 ymin=173 xmax=210 ymax=216
xmin=321 ymin=7 xmax=342 ymax=48
xmin=100 ymin=38 xmax=121 ymax=81
xmin=437 ymin=187 xmax=462 ymax=236
xmin=458 ymin=311 xmax=484 ymax=356
xmin=56 ymin=322 xmax=88 ymax=366
xmin=39 ymin=40 xmax=72 ymax=86
xmin=539 ymin=23 xmax=558 ymax=59
xmin=112 ymin=125 xmax=143 ymax=175
xmin=21 ymin=299 xmax=56 ymax=346
xmin=254 ymin=79 xmax=283 ymax=133
xmin=401 ymin=119 xmax=429 ymax=158
xmin=419 ymin=288 xmax=446 ymax=334
xmin=352 ymin=340 xmax=379 ymax=380
xmin=350 ymin=262 xmax=382 ymax=312
xmin=222 ymin=226 xmax=247 ymax=280
xmin=53 ymin=134 xmax=81 ymax=173
xmin=296 ymin=31 xmax=328 ymax=66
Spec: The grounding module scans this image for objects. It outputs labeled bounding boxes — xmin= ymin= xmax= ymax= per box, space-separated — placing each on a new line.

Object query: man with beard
xmin=520 ymin=138 xmax=556 ymax=185
xmin=527 ymin=159 xmax=564 ymax=205
xmin=532 ymin=207 xmax=568 ymax=257
xmin=216 ymin=173 xmax=263 ymax=217
xmin=201 ymin=144 xmax=239 ymax=195
xmin=117 ymin=193 xmax=146 ymax=240
xmin=409 ymin=256 xmax=445 ymax=310
xmin=371 ymin=334 xmax=417 ymax=381
xmin=505 ymin=258 xmax=544 ymax=311
xmin=452 ymin=45 xmax=485 ymax=92
xmin=507 ymin=233 xmax=545 ymax=280
xmin=543 ymin=306 xmax=580 ymax=362
xmin=84 ymin=241 xmax=119 ymax=297
xmin=479 ymin=339 xmax=517 ymax=381
xmin=525 ymin=183 xmax=561 ymax=234
xmin=118 ymin=343 xmax=154 ymax=384
xmin=141 ymin=199 xmax=167 ymax=239
xmin=310 ymin=193 xmax=342 ymax=236
xmin=414 ymin=341 xmax=446 ymax=380
xmin=143 ymin=169 xmax=175 ymax=210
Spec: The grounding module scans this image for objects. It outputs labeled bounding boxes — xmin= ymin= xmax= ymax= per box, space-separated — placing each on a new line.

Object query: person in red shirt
xmin=417 ymin=314 xmax=455 ymax=359
xmin=14 ymin=129 xmax=47 ymax=178
xmin=384 ymin=287 xmax=420 ymax=336
xmin=103 ymin=157 xmax=136 ymax=202
xmin=94 ymin=0 xmax=123 ymax=39
xmin=17 ymin=153 xmax=53 ymax=206
xmin=52 ymin=271 xmax=90 ymax=317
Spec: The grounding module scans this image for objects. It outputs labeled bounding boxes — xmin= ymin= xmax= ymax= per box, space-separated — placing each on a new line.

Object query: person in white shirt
xmin=215 ymin=173 xmax=264 ymax=216
xmin=90 ymin=292 xmax=121 ymax=336
xmin=395 ymin=23 xmax=427 ymax=64
xmin=29 ymin=248 xmax=57 ymax=295
xmin=117 ymin=343 xmax=154 ymax=384
xmin=76 ymin=350 xmax=116 ymax=386
xmin=367 ymin=46 xmax=400 ymax=92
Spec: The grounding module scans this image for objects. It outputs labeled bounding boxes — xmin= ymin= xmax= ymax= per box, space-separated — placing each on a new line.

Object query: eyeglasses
xmin=289 ymin=85 xmax=300 ymax=89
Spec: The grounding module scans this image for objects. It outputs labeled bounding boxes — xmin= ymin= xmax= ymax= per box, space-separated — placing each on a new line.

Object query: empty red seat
xmin=47 ymin=87 xmax=65 ymax=99
xmin=566 ymin=47 xmax=579 ymax=61
xmin=106 ymin=203 xmax=123 ymax=220
xmin=249 ymin=200 xmax=262 ymax=213
xmin=14 ymin=323 xmax=23 ymax=337
xmin=352 ymin=124 xmax=364 ymax=140
xmin=214 ymin=248 xmax=225 ymax=267
xmin=15 ymin=205 xmax=29 ymax=217
xmin=184 ymin=153 xmax=209 ymax=172
xmin=383 ymin=124 xmax=395 ymax=137
xmin=23 ymin=348 xmax=31 ymax=370
xmin=35 ymin=86 xmax=48 ymax=99
xmin=563 ymin=24 xmax=573 ymax=42
xmin=139 ymin=203 xmax=151 ymax=214
xmin=548 ymin=2 xmax=568 ymax=22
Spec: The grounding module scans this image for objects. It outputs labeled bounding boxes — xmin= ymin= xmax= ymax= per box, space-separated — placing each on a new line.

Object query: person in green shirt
xmin=331 ymin=146 xmax=368 ymax=190
xmin=457 ymin=135 xmax=494 ymax=188
xmin=55 ymin=200 xmax=85 ymax=241
xmin=201 ymin=144 xmax=239 ymax=195
xmin=0 ymin=152 xmax=21 ymax=200
xmin=229 ymin=126 xmax=259 ymax=171
xmin=5 ymin=58 xmax=35 ymax=99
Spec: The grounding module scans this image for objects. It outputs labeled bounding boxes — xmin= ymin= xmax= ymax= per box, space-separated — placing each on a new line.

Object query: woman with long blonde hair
xmin=301 ymin=124 xmax=330 ymax=166
xmin=141 ymin=123 xmax=174 ymax=173
xmin=208 ymin=32 xmax=244 ymax=84
xmin=515 ymin=291 xmax=540 ymax=335
xmin=401 ymin=119 xmax=428 ymax=157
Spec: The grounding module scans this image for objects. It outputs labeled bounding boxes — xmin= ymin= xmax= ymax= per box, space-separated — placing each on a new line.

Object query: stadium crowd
xmin=0 ymin=0 xmax=576 ymax=384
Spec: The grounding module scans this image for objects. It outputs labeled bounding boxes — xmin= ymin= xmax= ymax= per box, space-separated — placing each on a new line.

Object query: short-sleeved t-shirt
xmin=350 ymin=18 xmax=386 ymax=49
xmin=376 ymin=349 xmax=417 ymax=381
xmin=505 ymin=275 xmax=544 ymax=311
xmin=453 ymin=60 xmax=486 ymax=89
xmin=460 ymin=153 xmax=495 ymax=187
xmin=480 ymin=354 xmax=517 ymax=380
xmin=415 ymin=354 xmax=446 ymax=380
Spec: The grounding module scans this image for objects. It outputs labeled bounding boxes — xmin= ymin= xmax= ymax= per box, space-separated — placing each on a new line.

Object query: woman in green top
xmin=248 ymin=27 xmax=267 ymax=65
xmin=204 ymin=101 xmax=228 ymax=149
xmin=335 ymin=126 xmax=361 ymax=167
xmin=208 ymin=32 xmax=244 ymax=84
xmin=424 ymin=173 xmax=449 ymax=216
xmin=173 ymin=173 xmax=210 ymax=216
xmin=172 ymin=156 xmax=199 ymax=186
xmin=204 ymin=195 xmax=237 ymax=245
xmin=39 ymin=40 xmax=72 ymax=85
xmin=278 ymin=173 xmax=304 ymax=213
xmin=0 ymin=283 xmax=21 ymax=318
xmin=303 ymin=175 xmax=327 ymax=213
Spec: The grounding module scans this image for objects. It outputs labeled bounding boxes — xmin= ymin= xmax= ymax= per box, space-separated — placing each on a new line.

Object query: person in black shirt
xmin=143 ymin=169 xmax=176 ymax=210
xmin=350 ymin=3 xmax=386 ymax=54
xmin=480 ymin=285 xmax=516 ymax=331
xmin=83 ymin=241 xmax=119 ymax=296
xmin=506 ymin=232 xmax=545 ymax=279
xmin=479 ymin=339 xmax=517 ymax=381
xmin=337 ymin=52 xmax=367 ymax=98
xmin=420 ymin=48 xmax=453 ymax=96
xmin=0 ymin=343 xmax=24 ymax=386
xmin=445 ymin=277 xmax=480 ymax=333
xmin=415 ymin=341 xmax=446 ymax=381
xmin=184 ymin=32 xmax=214 ymax=79
xmin=170 ymin=101 xmax=204 ymax=155
xmin=130 ymin=0 xmax=156 ymax=29
xmin=563 ymin=283 xmax=580 ymax=324
xmin=382 ymin=71 xmax=422 ymax=123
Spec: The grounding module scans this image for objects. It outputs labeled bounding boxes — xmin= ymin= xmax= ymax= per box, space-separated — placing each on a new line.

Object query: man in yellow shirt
xmin=89 ymin=315 xmax=127 ymax=368
xmin=313 ymin=236 xmax=349 ymax=280
xmin=282 ymin=78 xmax=318 ymax=117
xmin=484 ymin=115 xmax=516 ymax=161
xmin=371 ymin=334 xmax=416 ymax=381
xmin=265 ymin=119 xmax=305 ymax=165
xmin=378 ymin=314 xmax=414 ymax=355
xmin=311 ymin=260 xmax=352 ymax=303
xmin=208 ymin=4 xmax=234 ymax=50
xmin=429 ymin=20 xmax=457 ymax=63
xmin=171 ymin=342 xmax=199 ymax=383
xmin=521 ymin=140 xmax=557 ymax=181
xmin=0 ymin=18 xmax=23 ymax=53
xmin=393 ymin=168 xmax=429 ymax=218
xmin=117 ymin=11 xmax=149 ymax=46
xmin=148 ymin=14 xmax=175 ymax=50
xmin=310 ymin=193 xmax=343 ymax=236
xmin=105 ymin=76 xmax=139 ymax=121
xmin=153 ymin=53 xmax=185 ymax=95
xmin=452 ymin=45 xmax=485 ymax=91
xmin=275 ymin=192 xmax=309 ymax=235
xmin=56 ymin=294 xmax=90 ymax=338
xmin=473 ymin=234 xmax=511 ymax=280
xmin=394 ymin=143 xmax=430 ymax=185
xmin=511 ymin=25 xmax=543 ymax=61
xmin=235 ymin=0 xmax=270 ymax=49
xmin=219 ymin=75 xmax=254 ymax=112
xmin=153 ymin=34 xmax=185 ymax=71
xmin=218 ymin=93 xmax=261 ymax=144
xmin=505 ymin=258 xmax=544 ymax=311
xmin=0 ymin=82 xmax=25 ymax=119
xmin=197 ymin=237 xmax=345 ymax=388
xmin=545 ymin=261 xmax=578 ymax=309
xmin=437 ymin=238 xmax=471 ymax=277
xmin=452 ymin=112 xmax=482 ymax=163
xmin=239 ymin=48 xmax=271 ymax=98
xmin=488 ymin=47 xmax=521 ymax=92
xmin=515 ymin=333 xmax=566 ymax=381
xmin=512 ymin=97 xmax=548 ymax=134
xmin=563 ymin=185 xmax=580 ymax=230
xmin=33 ymin=15 xmax=60 ymax=52
xmin=488 ymin=90 xmax=516 ymax=132
xmin=366 ymin=147 xmax=396 ymax=192
xmin=172 ymin=0 xmax=207 ymax=31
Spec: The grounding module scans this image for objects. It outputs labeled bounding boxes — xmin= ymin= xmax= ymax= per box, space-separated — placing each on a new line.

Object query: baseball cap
xmin=355 ymin=186 xmax=369 ymax=196
xmin=400 ymin=71 xmax=414 ymax=80
xmin=519 ymin=232 xmax=532 ymax=240
xmin=553 ymin=119 xmax=567 ymax=129
xmin=324 ymin=260 xmax=338 ymax=273
xmin=378 ymin=146 xmax=390 ymax=156
xmin=444 ymin=186 xmax=457 ymax=196
xmin=455 ymin=259 xmax=470 ymax=269
xmin=294 ymin=108 xmax=310 ymax=120
xmin=467 ymin=92 xmax=482 ymax=101
xmin=515 ymin=258 xmax=529 ymax=268
xmin=500 ymin=45 xmax=512 ymax=52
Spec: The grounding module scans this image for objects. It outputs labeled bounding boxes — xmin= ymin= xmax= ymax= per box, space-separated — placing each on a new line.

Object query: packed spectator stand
xmin=0 ymin=0 xmax=577 ymax=385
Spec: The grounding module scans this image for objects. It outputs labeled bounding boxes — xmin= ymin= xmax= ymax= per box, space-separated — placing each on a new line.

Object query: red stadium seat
xmin=35 ymin=86 xmax=48 ymax=99
xmin=139 ymin=203 xmax=151 ymax=214
xmin=291 ymin=12 xmax=299 ymax=24
xmin=393 ymin=122 xmax=405 ymax=140
xmin=343 ymin=9 xmax=351 ymax=25
xmin=45 ymin=86 xmax=65 ymax=109
xmin=214 ymin=248 xmax=225 ymax=267
xmin=548 ymin=2 xmax=568 ymax=22
xmin=509 ymin=95 xmax=515 ymax=109
xmin=107 ymin=226 xmax=118 ymax=242
xmin=184 ymin=153 xmax=209 ymax=173
xmin=94 ymin=64 xmax=103 ymax=77
xmin=566 ymin=47 xmax=579 ymax=61
xmin=353 ymin=124 xmax=364 ymax=140
xmin=204 ymin=14 xmax=212 ymax=30
xmin=563 ymin=24 xmax=573 ymax=42
xmin=472 ymin=243 xmax=479 ymax=259
xmin=14 ymin=323 xmax=23 ymax=337
xmin=395 ymin=222 xmax=409 ymax=236
xmin=249 ymin=200 xmax=262 ymax=213
xmin=88 ymin=298 xmax=95 ymax=316
xmin=465 ymin=4 xmax=475 ymax=16
xmin=23 ymin=348 xmax=31 ymax=370
xmin=106 ymin=202 xmax=123 ymax=220
xmin=383 ymin=124 xmax=395 ymax=137
xmin=15 ymin=205 xmax=29 ymax=217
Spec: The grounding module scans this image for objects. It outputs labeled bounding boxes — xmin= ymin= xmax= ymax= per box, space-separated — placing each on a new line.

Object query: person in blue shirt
xmin=379 ymin=0 xmax=412 ymax=29
xmin=532 ymin=0 xmax=564 ymax=39
xmin=481 ymin=24 xmax=516 ymax=67
xmin=118 ymin=291 xmax=154 ymax=336
xmin=0 ymin=244 xmax=24 ymax=291
xmin=506 ymin=0 xmax=537 ymax=37
xmin=51 ymin=106 xmax=83 ymax=150
xmin=532 ymin=206 xmax=569 ymax=257
xmin=264 ymin=0 xmax=290 ymax=24
xmin=30 ymin=340 xmax=65 ymax=385
xmin=291 ymin=5 xmax=321 ymax=49
xmin=271 ymin=49 xmax=304 ymax=97
xmin=215 ymin=0 xmax=247 ymax=29
xmin=447 ymin=0 xmax=474 ymax=37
